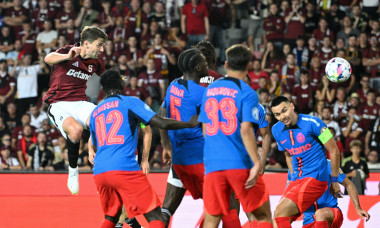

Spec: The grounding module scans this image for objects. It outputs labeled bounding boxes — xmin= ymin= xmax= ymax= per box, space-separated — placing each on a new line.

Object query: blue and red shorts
xmin=94 ymin=170 xmax=161 ymax=218
xmin=283 ymin=177 xmax=327 ymax=215
xmin=302 ymin=207 xmax=343 ymax=228
xmin=203 ymin=169 xmax=269 ymax=216
xmin=173 ymin=163 xmax=204 ymax=199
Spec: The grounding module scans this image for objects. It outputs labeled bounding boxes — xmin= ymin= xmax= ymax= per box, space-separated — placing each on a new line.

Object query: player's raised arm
xmin=342 ymin=176 xmax=371 ymax=221
xmin=44 ymin=46 xmax=81 ymax=65
xmin=149 ymin=114 xmax=199 ymax=130
xmin=158 ymin=104 xmax=172 ymax=164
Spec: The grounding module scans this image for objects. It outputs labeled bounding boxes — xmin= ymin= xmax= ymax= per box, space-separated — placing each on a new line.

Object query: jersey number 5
xmin=95 ymin=110 xmax=125 ymax=147
xmin=205 ymin=98 xmax=237 ymax=135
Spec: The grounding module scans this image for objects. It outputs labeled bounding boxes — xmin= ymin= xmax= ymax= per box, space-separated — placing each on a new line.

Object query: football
xmin=325 ymin=57 xmax=352 ymax=83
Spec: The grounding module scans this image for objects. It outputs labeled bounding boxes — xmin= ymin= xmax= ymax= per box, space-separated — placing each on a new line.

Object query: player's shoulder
xmin=271 ymin=120 xmax=285 ymax=136
xmin=299 ymin=114 xmax=324 ymax=127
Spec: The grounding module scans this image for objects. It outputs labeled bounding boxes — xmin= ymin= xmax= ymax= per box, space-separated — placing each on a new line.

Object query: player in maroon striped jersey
xmin=43 ymin=26 xmax=107 ymax=195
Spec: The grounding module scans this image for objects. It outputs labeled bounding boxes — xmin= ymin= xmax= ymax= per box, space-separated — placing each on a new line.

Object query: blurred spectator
xmin=367 ymin=150 xmax=380 ymax=169
xmin=144 ymin=33 xmax=176 ymax=79
xmin=261 ymin=42 xmax=282 ymax=73
xmin=348 ymin=92 xmax=361 ymax=109
xmin=53 ymin=147 xmax=69 ymax=171
xmin=369 ymin=18 xmax=379 ymax=41
xmin=331 ymin=87 xmax=348 ymax=123
xmin=268 ymin=70 xmax=284 ymax=97
xmin=28 ymin=103 xmax=47 ymax=129
xmin=32 ymin=0 xmax=55 ymax=33
xmin=11 ymin=113 xmax=36 ymax=150
xmin=342 ymin=140 xmax=369 ymax=195
xmin=304 ymin=2 xmax=319 ymax=36
xmin=312 ymin=17 xmax=335 ymax=45
xmin=16 ymin=124 xmax=36 ymax=168
xmin=307 ymin=36 xmax=317 ymax=64
xmin=0 ymin=116 xmax=11 ymax=140
xmin=111 ymin=0 xmax=129 ymax=19
xmin=124 ymin=36 xmax=144 ymax=73
xmin=4 ymin=102 xmax=20 ymax=131
xmin=336 ymin=16 xmax=360 ymax=45
xmin=26 ymin=131 xmax=54 ymax=171
xmin=362 ymin=0 xmax=379 ymax=15
xmin=116 ymin=54 xmax=131 ymax=77
xmin=358 ymin=90 xmax=380 ymax=133
xmin=291 ymin=69 xmax=315 ymax=114
xmin=138 ymin=58 xmax=165 ymax=106
xmin=78 ymin=141 xmax=91 ymax=171
xmin=342 ymin=107 xmax=363 ymax=154
xmin=38 ymin=119 xmax=59 ymax=147
xmin=279 ymin=0 xmax=289 ymax=17
xmin=282 ymin=43 xmax=291 ymax=60
xmin=99 ymin=40 xmax=119 ymax=68
xmin=10 ymin=53 xmax=47 ymax=117
xmin=351 ymin=5 xmax=368 ymax=32
xmin=109 ymin=16 xmax=129 ymax=52
xmin=362 ymin=34 xmax=380 ymax=90
xmin=3 ymin=0 xmax=28 ymax=35
xmin=308 ymin=56 xmax=323 ymax=85
xmin=97 ymin=0 xmax=114 ymax=33
xmin=149 ymin=1 xmax=166 ymax=31
xmin=35 ymin=19 xmax=57 ymax=55
xmin=335 ymin=49 xmax=356 ymax=94
xmin=165 ymin=0 xmax=184 ymax=27
xmin=258 ymin=88 xmax=270 ymax=108
xmin=124 ymin=75 xmax=149 ymax=102
xmin=58 ymin=19 xmax=79 ymax=46
xmin=0 ymin=144 xmax=21 ymax=170
xmin=284 ymin=0 xmax=305 ymax=47
xmin=335 ymin=38 xmax=345 ymax=50
xmin=53 ymin=136 xmax=66 ymax=163
xmin=345 ymin=34 xmax=361 ymax=71
xmin=17 ymin=20 xmax=37 ymax=56
xmin=181 ymin=0 xmax=209 ymax=47
xmin=248 ymin=59 xmax=268 ymax=90
xmin=264 ymin=3 xmax=285 ymax=49
xmin=257 ymin=76 xmax=268 ymax=90
xmin=74 ymin=0 xmax=99 ymax=31
xmin=322 ymin=106 xmax=341 ymax=140
xmin=54 ymin=0 xmax=76 ymax=32
xmin=364 ymin=107 xmax=380 ymax=155
xmin=316 ymin=36 xmax=334 ymax=69
xmin=141 ymin=21 xmax=160 ymax=51
xmin=358 ymin=32 xmax=369 ymax=50
xmin=325 ymin=2 xmax=345 ymax=33
xmin=6 ymin=39 xmax=22 ymax=65
xmin=309 ymin=100 xmax=325 ymax=119
xmin=247 ymin=0 xmax=264 ymax=53
xmin=0 ymin=59 xmax=15 ymax=113
xmin=281 ymin=53 xmax=299 ymax=92
xmin=292 ymin=36 xmax=309 ymax=67
xmin=1 ymin=133 xmax=13 ymax=152
xmin=0 ymin=26 xmax=15 ymax=56
xmin=124 ymin=0 xmax=149 ymax=38
xmin=167 ymin=21 xmax=187 ymax=52
xmin=355 ymin=75 xmax=378 ymax=104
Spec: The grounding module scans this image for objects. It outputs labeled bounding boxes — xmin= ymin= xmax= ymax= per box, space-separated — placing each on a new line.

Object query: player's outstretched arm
xmin=323 ymin=135 xmax=342 ymax=198
xmin=149 ymin=114 xmax=199 ymax=130
xmin=241 ymin=122 xmax=261 ymax=189
xmin=342 ymin=177 xmax=371 ymax=222
xmin=141 ymin=125 xmax=152 ymax=175
xmin=44 ymin=46 xmax=81 ymax=65
xmin=158 ymin=105 xmax=172 ymax=164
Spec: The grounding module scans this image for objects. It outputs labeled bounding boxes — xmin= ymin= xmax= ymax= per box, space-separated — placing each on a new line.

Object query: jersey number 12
xmin=95 ymin=110 xmax=125 ymax=147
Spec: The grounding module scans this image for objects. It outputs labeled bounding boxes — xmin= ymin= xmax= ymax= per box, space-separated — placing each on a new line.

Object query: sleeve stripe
xmin=318 ymin=128 xmax=333 ymax=144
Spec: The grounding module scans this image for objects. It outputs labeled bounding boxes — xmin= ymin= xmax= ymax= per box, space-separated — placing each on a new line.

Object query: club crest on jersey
xmin=72 ymin=61 xmax=79 ymax=67
xmin=296 ymin=132 xmax=305 ymax=143
xmin=252 ymin=107 xmax=259 ymax=121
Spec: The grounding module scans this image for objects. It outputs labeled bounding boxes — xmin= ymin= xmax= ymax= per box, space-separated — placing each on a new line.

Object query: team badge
xmin=296 ymin=132 xmax=305 ymax=143
xmin=252 ymin=107 xmax=259 ymax=121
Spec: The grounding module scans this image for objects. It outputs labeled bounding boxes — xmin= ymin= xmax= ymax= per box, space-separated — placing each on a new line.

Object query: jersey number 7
xmin=95 ymin=110 xmax=125 ymax=147
xmin=205 ymin=97 xmax=237 ymax=135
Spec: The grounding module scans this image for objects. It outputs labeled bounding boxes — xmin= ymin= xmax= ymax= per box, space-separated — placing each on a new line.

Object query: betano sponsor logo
xmin=66 ymin=69 xmax=91 ymax=80
xmin=286 ymin=143 xmax=312 ymax=155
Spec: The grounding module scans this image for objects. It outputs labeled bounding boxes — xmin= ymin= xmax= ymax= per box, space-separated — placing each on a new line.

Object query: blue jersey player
xmin=301 ymin=160 xmax=370 ymax=228
xmin=88 ymin=69 xmax=199 ymax=228
xmin=270 ymin=96 xmax=342 ymax=228
xmin=199 ymin=44 xmax=273 ymax=228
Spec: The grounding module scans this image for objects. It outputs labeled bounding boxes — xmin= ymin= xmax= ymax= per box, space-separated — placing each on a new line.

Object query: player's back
xmin=43 ymin=44 xmax=105 ymax=104
xmin=89 ymin=95 xmax=156 ymax=175
xmin=199 ymin=77 xmax=260 ymax=174
xmin=272 ymin=114 xmax=329 ymax=182
xmin=164 ymin=78 xmax=205 ymax=165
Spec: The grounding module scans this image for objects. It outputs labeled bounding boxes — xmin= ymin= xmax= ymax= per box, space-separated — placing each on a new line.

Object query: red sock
xmin=257 ymin=221 xmax=273 ymax=228
xmin=315 ymin=221 xmax=329 ymax=228
xmin=274 ymin=217 xmax=291 ymax=228
xmin=222 ymin=209 xmax=241 ymax=228
xmin=250 ymin=220 xmax=258 ymax=228
xmin=100 ymin=219 xmax=115 ymax=228
xmin=149 ymin=220 xmax=165 ymax=228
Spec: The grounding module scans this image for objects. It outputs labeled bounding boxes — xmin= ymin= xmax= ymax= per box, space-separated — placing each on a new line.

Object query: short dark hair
xmin=225 ymin=44 xmax=252 ymax=71
xmin=270 ymin=96 xmax=289 ymax=108
xmin=194 ymin=40 xmax=216 ymax=68
xmin=300 ymin=68 xmax=308 ymax=75
xmin=80 ymin=26 xmax=108 ymax=45
xmin=100 ymin=70 xmax=124 ymax=94
xmin=177 ymin=48 xmax=204 ymax=74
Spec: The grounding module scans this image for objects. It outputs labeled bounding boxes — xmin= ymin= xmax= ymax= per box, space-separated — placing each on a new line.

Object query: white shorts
xmin=167 ymin=165 xmax=185 ymax=188
xmin=47 ymin=101 xmax=96 ymax=139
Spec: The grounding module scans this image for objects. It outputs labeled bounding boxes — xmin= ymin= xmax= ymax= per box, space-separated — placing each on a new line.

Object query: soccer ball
xmin=325 ymin=57 xmax=352 ymax=83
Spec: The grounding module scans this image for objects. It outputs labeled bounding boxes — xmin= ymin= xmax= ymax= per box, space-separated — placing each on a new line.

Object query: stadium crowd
xmin=0 ymin=0 xmax=379 ymax=191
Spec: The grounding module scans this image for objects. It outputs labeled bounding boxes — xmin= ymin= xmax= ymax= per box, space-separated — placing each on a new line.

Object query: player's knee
xmin=314 ymin=209 xmax=329 ymax=221
xmin=273 ymin=206 xmax=283 ymax=218
xmin=66 ymin=124 xmax=83 ymax=141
